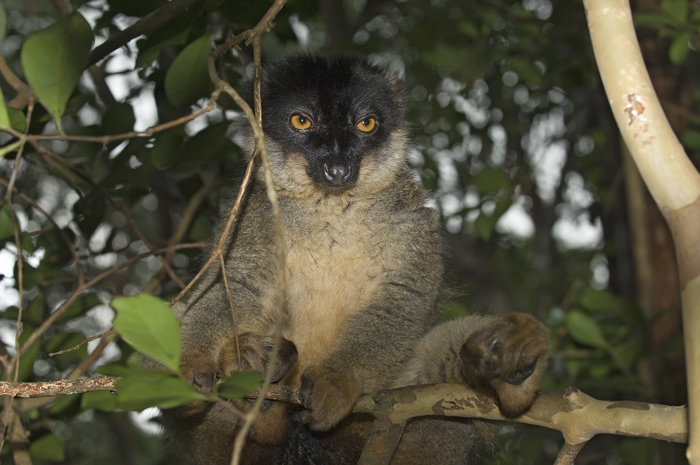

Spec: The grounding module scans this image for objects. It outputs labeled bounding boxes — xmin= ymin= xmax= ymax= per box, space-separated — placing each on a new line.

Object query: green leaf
xmin=150 ymin=130 xmax=186 ymax=169
xmin=0 ymin=4 xmax=6 ymax=43
xmin=473 ymin=197 xmax=511 ymax=240
xmin=171 ymin=122 xmax=239 ymax=171
xmin=48 ymin=394 xmax=80 ymax=416
xmin=0 ymin=87 xmax=10 ymax=130
xmin=135 ymin=28 xmax=190 ymax=73
xmin=94 ymin=361 xmax=130 ymax=377
xmin=56 ymin=293 xmax=100 ymax=323
xmin=617 ymin=438 xmax=654 ymax=465
xmin=115 ymin=370 xmax=208 ymax=410
xmin=611 ymin=340 xmax=645 ymax=370
xmin=578 ymin=288 xmax=621 ymax=313
xmin=165 ymin=34 xmax=212 ymax=108
xmin=507 ymin=58 xmax=542 ymax=86
xmin=471 ymin=166 xmax=511 ymax=193
xmin=0 ymin=140 xmax=22 ymax=158
xmin=588 ymin=362 xmax=611 ymax=379
xmin=17 ymin=327 xmax=41 ymax=381
xmin=565 ymin=309 xmax=608 ymax=349
xmin=440 ymin=302 xmax=471 ymax=320
xmin=669 ymin=32 xmax=690 ymax=64
xmin=634 ymin=13 xmax=680 ymax=27
xmin=216 ymin=371 xmax=264 ymax=399
xmin=7 ymin=108 xmax=26 ymax=132
xmin=662 ymin=0 xmax=688 ymax=21
xmin=473 ymin=211 xmax=494 ymax=240
xmin=0 ymin=204 xmax=13 ymax=241
xmin=101 ymin=102 xmax=136 ymax=136
xmin=81 ymin=390 xmax=118 ymax=412
xmin=682 ymin=129 xmax=700 ymax=149
xmin=112 ymin=294 xmax=181 ymax=372
xmin=28 ymin=433 xmax=65 ymax=461
xmin=4 ymin=294 xmax=45 ymax=326
xmin=20 ymin=13 xmax=93 ymax=122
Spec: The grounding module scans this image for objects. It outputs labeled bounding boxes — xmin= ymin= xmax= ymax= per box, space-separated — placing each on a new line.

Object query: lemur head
xmin=244 ymin=55 xmax=409 ymax=198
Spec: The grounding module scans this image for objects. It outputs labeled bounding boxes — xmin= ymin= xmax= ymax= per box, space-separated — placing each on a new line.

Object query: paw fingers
xmin=299 ymin=368 xmax=357 ymax=431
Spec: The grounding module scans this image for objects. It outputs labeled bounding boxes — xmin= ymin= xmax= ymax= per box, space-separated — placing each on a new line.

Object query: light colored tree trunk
xmin=584 ymin=0 xmax=700 ymax=461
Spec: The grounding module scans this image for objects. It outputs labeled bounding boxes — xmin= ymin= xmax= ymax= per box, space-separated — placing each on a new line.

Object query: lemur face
xmin=247 ymin=55 xmax=408 ymax=195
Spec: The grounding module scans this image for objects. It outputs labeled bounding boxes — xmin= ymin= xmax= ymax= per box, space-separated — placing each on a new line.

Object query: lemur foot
xmin=460 ymin=313 xmax=549 ymax=417
xmin=299 ymin=367 xmax=362 ymax=432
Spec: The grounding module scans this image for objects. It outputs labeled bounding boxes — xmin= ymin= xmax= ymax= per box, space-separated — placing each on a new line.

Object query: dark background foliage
xmin=0 ymin=0 xmax=696 ymax=463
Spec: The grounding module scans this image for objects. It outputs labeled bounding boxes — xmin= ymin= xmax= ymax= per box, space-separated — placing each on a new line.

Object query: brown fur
xmin=150 ymin=55 xmax=550 ymax=465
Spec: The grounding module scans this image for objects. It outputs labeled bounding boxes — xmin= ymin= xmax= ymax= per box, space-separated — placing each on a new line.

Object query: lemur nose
xmin=323 ymin=164 xmax=352 ymax=185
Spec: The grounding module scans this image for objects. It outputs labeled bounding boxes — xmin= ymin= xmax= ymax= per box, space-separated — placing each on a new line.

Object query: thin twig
xmin=143 ymin=173 xmax=219 ymax=294
xmin=5 ymin=91 xmax=220 ymax=144
xmin=220 ymin=257 xmax=242 ymax=368
xmin=0 ymin=178 xmax=84 ymax=285
xmin=225 ymin=3 xmax=289 ymax=464
xmin=48 ymin=330 xmax=117 ymax=357
xmin=18 ymin=242 xmax=204 ymax=358
xmin=32 ymin=145 xmax=186 ymax=290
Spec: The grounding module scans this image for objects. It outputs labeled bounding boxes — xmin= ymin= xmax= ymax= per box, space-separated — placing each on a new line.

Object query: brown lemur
xmin=151 ymin=55 xmax=550 ymax=465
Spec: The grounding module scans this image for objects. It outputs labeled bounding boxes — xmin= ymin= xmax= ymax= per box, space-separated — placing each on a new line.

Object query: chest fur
xmin=282 ymin=197 xmax=386 ymax=368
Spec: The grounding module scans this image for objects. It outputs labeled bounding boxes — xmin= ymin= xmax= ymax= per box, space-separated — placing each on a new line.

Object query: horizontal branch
xmin=353 ymin=383 xmax=687 ymax=445
xmin=0 ymin=378 xmax=687 ymax=445
xmin=0 ymin=377 xmax=117 ymax=397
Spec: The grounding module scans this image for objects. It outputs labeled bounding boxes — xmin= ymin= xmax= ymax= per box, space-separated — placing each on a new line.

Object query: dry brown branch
xmin=7 ymin=403 xmax=31 ymax=465
xmin=3 ymin=89 xmax=220 ymax=146
xmin=584 ymin=0 xmax=700 ymax=460
xmin=194 ymin=2 xmax=291 ymax=464
xmin=0 ymin=377 xmax=118 ymax=397
xmin=48 ymin=330 xmax=117 ymax=357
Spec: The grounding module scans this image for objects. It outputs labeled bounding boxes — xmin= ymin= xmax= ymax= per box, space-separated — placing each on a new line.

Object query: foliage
xmin=0 ymin=0 xmax=694 ymax=463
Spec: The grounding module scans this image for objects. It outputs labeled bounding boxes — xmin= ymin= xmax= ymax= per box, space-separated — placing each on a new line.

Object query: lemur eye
xmin=290 ymin=114 xmax=312 ymax=130
xmin=356 ymin=117 xmax=376 ymax=133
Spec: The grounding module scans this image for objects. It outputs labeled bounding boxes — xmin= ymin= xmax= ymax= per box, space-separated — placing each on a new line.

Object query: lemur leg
xmin=397 ymin=313 xmax=549 ymax=417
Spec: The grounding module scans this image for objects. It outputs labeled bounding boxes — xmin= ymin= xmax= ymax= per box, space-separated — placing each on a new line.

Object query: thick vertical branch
xmin=584 ymin=0 xmax=700 ymax=461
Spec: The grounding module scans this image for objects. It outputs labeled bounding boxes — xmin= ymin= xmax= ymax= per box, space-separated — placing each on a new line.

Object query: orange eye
xmin=357 ymin=117 xmax=376 ymax=133
xmin=291 ymin=114 xmax=312 ymax=130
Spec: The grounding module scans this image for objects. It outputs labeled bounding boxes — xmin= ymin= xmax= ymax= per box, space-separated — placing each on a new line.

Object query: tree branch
xmin=0 ymin=379 xmax=686 ymax=450
xmin=87 ymin=0 xmax=202 ymax=67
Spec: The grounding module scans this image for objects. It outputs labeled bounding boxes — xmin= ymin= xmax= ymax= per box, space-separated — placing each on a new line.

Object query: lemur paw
xmin=179 ymin=353 xmax=218 ymax=394
xmin=460 ymin=313 xmax=549 ymax=417
xmin=179 ymin=334 xmax=297 ymax=394
xmin=299 ymin=367 xmax=359 ymax=431
xmin=218 ymin=333 xmax=298 ymax=384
